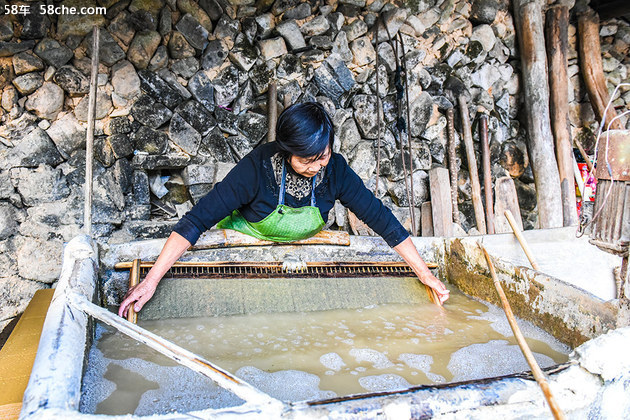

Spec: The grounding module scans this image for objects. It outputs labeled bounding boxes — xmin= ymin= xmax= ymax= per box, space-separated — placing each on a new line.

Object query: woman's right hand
xmin=117 ymin=232 xmax=193 ymax=319
xmin=118 ymin=279 xmax=158 ymax=318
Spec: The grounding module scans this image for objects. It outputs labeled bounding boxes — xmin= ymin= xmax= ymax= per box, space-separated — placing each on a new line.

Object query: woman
xmin=119 ymin=103 xmax=449 ymax=318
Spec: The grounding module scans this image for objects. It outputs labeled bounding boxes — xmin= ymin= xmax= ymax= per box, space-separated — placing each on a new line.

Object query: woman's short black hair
xmin=276 ymin=102 xmax=334 ymax=161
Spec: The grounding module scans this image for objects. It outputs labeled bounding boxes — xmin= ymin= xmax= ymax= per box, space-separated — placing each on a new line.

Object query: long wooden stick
xmin=446 ymin=108 xmax=460 ymax=225
xmin=546 ymin=5 xmax=578 ymax=227
xmin=458 ymin=96 xmax=486 ymax=233
xmin=126 ymin=259 xmax=141 ymax=324
xmin=577 ymin=9 xmax=623 ymax=131
xmin=67 ymin=292 xmax=280 ymax=406
xmin=84 ymin=26 xmax=100 ymax=236
xmin=479 ymin=114 xmax=494 ymax=234
xmin=480 ymin=246 xmax=565 ymax=420
xmin=504 ymin=210 xmax=540 ymax=271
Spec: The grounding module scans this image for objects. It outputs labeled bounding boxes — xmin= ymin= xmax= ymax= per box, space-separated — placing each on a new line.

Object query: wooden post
xmin=458 ymin=96 xmax=486 ymax=233
xmin=126 ymin=259 xmax=141 ymax=324
xmin=84 ymin=26 xmax=100 ymax=236
xmin=513 ymin=0 xmax=563 ymax=228
xmin=421 ymin=202 xmax=434 ymax=237
xmin=546 ymin=5 xmax=578 ymax=227
xmin=446 ymin=108 xmax=460 ymax=225
xmin=267 ymin=81 xmax=277 ymax=143
xmin=494 ymin=176 xmax=523 ymax=233
xmin=479 ymin=115 xmax=495 ymax=234
xmin=429 ymin=167 xmax=453 ymax=237
xmin=577 ymin=9 xmax=623 ymax=131
xmin=480 ymin=247 xmax=566 ymax=420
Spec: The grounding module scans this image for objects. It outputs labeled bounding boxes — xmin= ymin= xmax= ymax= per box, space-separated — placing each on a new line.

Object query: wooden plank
xmin=513 ymin=0 xmax=564 ymax=228
xmin=421 ymin=201 xmax=434 ymax=237
xmin=429 ymin=167 xmax=453 ymax=237
xmin=494 ymin=176 xmax=523 ymax=233
xmin=577 ymin=9 xmax=624 ymax=131
xmin=546 ymin=5 xmax=578 ymax=227
xmin=192 ymin=229 xmax=351 ymax=250
xmin=458 ymin=96 xmax=487 ymax=233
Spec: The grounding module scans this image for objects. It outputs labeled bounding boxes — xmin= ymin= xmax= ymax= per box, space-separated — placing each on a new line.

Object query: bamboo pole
xmin=84 ymin=26 xmax=100 ymax=236
xmin=126 ymin=259 xmax=141 ymax=324
xmin=458 ymin=96 xmax=486 ymax=233
xmin=504 ymin=210 xmax=540 ymax=271
xmin=267 ymin=81 xmax=277 ymax=143
xmin=480 ymin=246 xmax=565 ymax=420
xmin=479 ymin=115 xmax=495 ymax=234
xmin=577 ymin=9 xmax=623 ymax=131
xmin=513 ymin=0 xmax=564 ymax=228
xmin=67 ymin=292 xmax=280 ymax=407
xmin=446 ymin=108 xmax=460 ymax=225
xmin=546 ymin=5 xmax=578 ymax=227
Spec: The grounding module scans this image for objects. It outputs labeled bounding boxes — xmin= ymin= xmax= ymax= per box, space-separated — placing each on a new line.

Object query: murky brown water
xmin=81 ymin=288 xmax=569 ymax=415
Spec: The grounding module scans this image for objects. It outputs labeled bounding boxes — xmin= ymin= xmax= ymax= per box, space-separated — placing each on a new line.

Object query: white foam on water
xmin=320 ymin=352 xmax=346 ymax=371
xmin=235 ymin=366 xmax=336 ymax=401
xmin=349 ymin=348 xmax=394 ymax=369
xmin=358 ymin=374 xmax=412 ymax=392
xmin=398 ymin=353 xmax=433 ymax=372
xmin=447 ymin=340 xmax=556 ymax=382
xmin=467 ymin=300 xmax=571 ymax=354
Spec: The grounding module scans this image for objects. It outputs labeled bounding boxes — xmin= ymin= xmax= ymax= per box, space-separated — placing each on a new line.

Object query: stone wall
xmin=0 ymin=0 xmax=629 ymax=335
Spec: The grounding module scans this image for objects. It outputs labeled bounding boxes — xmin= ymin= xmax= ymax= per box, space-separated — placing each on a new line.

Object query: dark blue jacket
xmin=173 ymin=142 xmax=409 ymax=247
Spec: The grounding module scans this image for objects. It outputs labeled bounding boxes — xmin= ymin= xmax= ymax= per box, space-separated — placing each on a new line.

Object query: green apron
xmin=216 ymin=161 xmax=325 ymax=242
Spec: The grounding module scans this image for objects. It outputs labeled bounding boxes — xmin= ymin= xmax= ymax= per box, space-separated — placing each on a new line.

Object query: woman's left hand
xmin=417 ymin=270 xmax=450 ymax=305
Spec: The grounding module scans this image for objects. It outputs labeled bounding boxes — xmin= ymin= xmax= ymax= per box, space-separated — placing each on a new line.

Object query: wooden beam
xmin=578 ymin=9 xmax=623 ymax=131
xmin=546 ymin=5 xmax=578 ymax=227
xmin=513 ymin=0 xmax=563 ymax=228
xmin=429 ymin=167 xmax=453 ymax=237
xmin=421 ymin=201 xmax=434 ymax=237
xmin=192 ymin=229 xmax=351 ymax=249
xmin=494 ymin=176 xmax=523 ymax=234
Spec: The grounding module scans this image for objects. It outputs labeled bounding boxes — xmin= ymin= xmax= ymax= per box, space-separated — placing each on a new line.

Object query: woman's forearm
xmin=393 ymin=237 xmax=450 ymax=304
xmin=144 ymin=232 xmax=192 ymax=286
xmin=393 ymin=237 xmax=434 ymax=277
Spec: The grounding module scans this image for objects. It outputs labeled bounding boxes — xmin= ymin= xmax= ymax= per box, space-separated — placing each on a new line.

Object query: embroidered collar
xmin=271 ymin=153 xmax=325 ymax=200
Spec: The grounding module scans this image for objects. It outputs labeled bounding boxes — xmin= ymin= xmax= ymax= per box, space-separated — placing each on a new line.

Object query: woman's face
xmin=288 ymin=146 xmax=332 ymax=178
